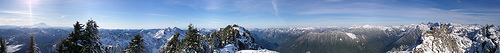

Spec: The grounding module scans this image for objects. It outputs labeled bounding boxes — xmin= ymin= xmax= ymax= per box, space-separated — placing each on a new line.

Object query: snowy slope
xmin=214 ymin=26 xmax=269 ymax=53
xmin=99 ymin=27 xmax=216 ymax=53
xmin=1 ymin=22 xmax=497 ymax=53
xmin=383 ymin=23 xmax=500 ymax=53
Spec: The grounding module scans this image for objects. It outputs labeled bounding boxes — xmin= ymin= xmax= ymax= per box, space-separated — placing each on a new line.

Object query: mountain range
xmin=0 ymin=22 xmax=498 ymax=53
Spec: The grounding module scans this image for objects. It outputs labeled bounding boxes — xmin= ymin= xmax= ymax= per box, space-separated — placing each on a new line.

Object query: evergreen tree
xmin=122 ymin=34 xmax=145 ymax=53
xmin=181 ymin=23 xmax=204 ymax=53
xmin=81 ymin=20 xmax=102 ymax=52
xmin=0 ymin=38 xmax=6 ymax=53
xmin=159 ymin=33 xmax=181 ymax=53
xmin=201 ymin=33 xmax=212 ymax=53
xmin=157 ymin=24 xmax=257 ymax=53
xmin=27 ymin=35 xmax=39 ymax=53
xmin=55 ymin=19 xmax=103 ymax=53
xmin=55 ymin=21 xmax=83 ymax=53
xmin=485 ymin=24 xmax=492 ymax=37
xmin=210 ymin=31 xmax=222 ymax=48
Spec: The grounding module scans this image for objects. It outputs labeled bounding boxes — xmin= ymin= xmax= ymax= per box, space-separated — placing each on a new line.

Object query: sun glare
xmin=28 ymin=0 xmax=33 ymax=24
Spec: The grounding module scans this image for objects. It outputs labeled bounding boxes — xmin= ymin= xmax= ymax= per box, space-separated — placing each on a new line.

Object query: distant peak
xmin=34 ymin=23 xmax=47 ymax=26
xmin=173 ymin=27 xmax=181 ymax=30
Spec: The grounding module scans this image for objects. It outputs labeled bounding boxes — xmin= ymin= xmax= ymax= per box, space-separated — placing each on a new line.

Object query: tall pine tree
xmin=81 ymin=19 xmax=102 ymax=53
xmin=485 ymin=24 xmax=493 ymax=37
xmin=55 ymin=19 xmax=103 ymax=53
xmin=0 ymin=37 xmax=6 ymax=53
xmin=159 ymin=33 xmax=181 ymax=53
xmin=55 ymin=21 xmax=83 ymax=53
xmin=27 ymin=35 xmax=39 ymax=53
xmin=181 ymin=23 xmax=204 ymax=53
xmin=122 ymin=34 xmax=145 ymax=53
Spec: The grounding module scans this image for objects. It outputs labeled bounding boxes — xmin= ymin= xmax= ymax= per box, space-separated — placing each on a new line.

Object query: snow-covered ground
xmin=218 ymin=44 xmax=238 ymax=53
xmin=99 ymin=27 xmax=216 ymax=53
xmin=344 ymin=32 xmax=357 ymax=39
xmin=383 ymin=23 xmax=500 ymax=53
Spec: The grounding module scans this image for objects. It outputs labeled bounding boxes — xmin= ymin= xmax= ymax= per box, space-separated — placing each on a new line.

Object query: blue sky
xmin=0 ymin=0 xmax=499 ymax=29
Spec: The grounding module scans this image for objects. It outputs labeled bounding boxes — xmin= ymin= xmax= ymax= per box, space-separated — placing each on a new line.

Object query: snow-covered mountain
xmin=409 ymin=23 xmax=500 ymax=53
xmin=248 ymin=22 xmax=499 ymax=53
xmin=99 ymin=27 xmax=218 ymax=53
xmin=0 ymin=22 xmax=498 ymax=53
xmin=213 ymin=26 xmax=266 ymax=53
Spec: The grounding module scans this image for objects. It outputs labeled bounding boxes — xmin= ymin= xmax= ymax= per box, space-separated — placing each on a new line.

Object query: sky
xmin=0 ymin=0 xmax=499 ymax=29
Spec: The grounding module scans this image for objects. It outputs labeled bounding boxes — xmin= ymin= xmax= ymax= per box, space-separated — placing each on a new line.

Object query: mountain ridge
xmin=0 ymin=22 xmax=498 ymax=53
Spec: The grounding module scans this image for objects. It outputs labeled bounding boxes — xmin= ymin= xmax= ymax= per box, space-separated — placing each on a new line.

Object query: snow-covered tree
xmin=159 ymin=33 xmax=181 ymax=53
xmin=0 ymin=38 xmax=5 ymax=53
xmin=55 ymin=21 xmax=83 ymax=53
xmin=81 ymin=19 xmax=103 ymax=53
xmin=55 ymin=19 xmax=103 ymax=53
xmin=27 ymin=35 xmax=39 ymax=53
xmin=181 ymin=23 xmax=204 ymax=53
xmin=122 ymin=34 xmax=145 ymax=53
xmin=158 ymin=24 xmax=262 ymax=53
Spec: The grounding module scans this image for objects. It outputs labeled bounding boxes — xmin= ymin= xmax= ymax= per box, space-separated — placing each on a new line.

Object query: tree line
xmin=159 ymin=24 xmax=260 ymax=53
xmin=0 ymin=19 xmax=261 ymax=53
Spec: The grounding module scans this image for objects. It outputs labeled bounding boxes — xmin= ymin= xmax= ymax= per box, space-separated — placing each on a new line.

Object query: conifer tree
xmin=485 ymin=24 xmax=492 ymax=37
xmin=159 ymin=33 xmax=181 ymax=53
xmin=181 ymin=23 xmax=204 ymax=53
xmin=81 ymin=20 xmax=102 ymax=52
xmin=122 ymin=34 xmax=145 ymax=53
xmin=27 ymin=35 xmax=39 ymax=53
xmin=202 ymin=33 xmax=211 ymax=53
xmin=210 ymin=31 xmax=222 ymax=48
xmin=0 ymin=38 xmax=6 ymax=53
xmin=55 ymin=21 xmax=83 ymax=53
xmin=55 ymin=19 xmax=103 ymax=53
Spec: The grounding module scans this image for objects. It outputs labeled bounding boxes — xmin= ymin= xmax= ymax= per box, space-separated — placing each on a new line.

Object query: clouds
xmin=204 ymin=0 xmax=224 ymax=10
xmin=294 ymin=1 xmax=500 ymax=24
xmin=1 ymin=0 xmax=499 ymax=29
xmin=272 ymin=0 xmax=279 ymax=16
xmin=0 ymin=10 xmax=45 ymax=25
xmin=57 ymin=16 xmax=65 ymax=20
xmin=0 ymin=11 xmax=31 ymax=15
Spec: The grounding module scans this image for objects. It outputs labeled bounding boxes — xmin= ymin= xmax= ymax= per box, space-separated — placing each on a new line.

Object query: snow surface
xmin=410 ymin=23 xmax=497 ymax=53
xmin=154 ymin=29 xmax=165 ymax=38
xmin=219 ymin=44 xmax=238 ymax=53
xmin=99 ymin=27 xmax=202 ymax=53
xmin=345 ymin=32 xmax=357 ymax=39
xmin=234 ymin=27 xmax=247 ymax=35
xmin=6 ymin=44 xmax=24 ymax=53
xmin=349 ymin=25 xmax=393 ymax=31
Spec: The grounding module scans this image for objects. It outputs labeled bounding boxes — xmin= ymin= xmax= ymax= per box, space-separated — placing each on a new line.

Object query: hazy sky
xmin=0 ymin=0 xmax=499 ymax=29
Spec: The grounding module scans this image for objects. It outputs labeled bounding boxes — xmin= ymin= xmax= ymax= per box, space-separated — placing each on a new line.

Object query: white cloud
xmin=0 ymin=11 xmax=31 ymax=15
xmin=58 ymin=16 xmax=66 ymax=20
xmin=294 ymin=2 xmax=500 ymax=25
xmin=0 ymin=17 xmax=30 ymax=23
xmin=0 ymin=15 xmax=46 ymax=25
xmin=300 ymin=2 xmax=493 ymax=20
xmin=205 ymin=0 xmax=225 ymax=10
xmin=272 ymin=0 xmax=279 ymax=16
